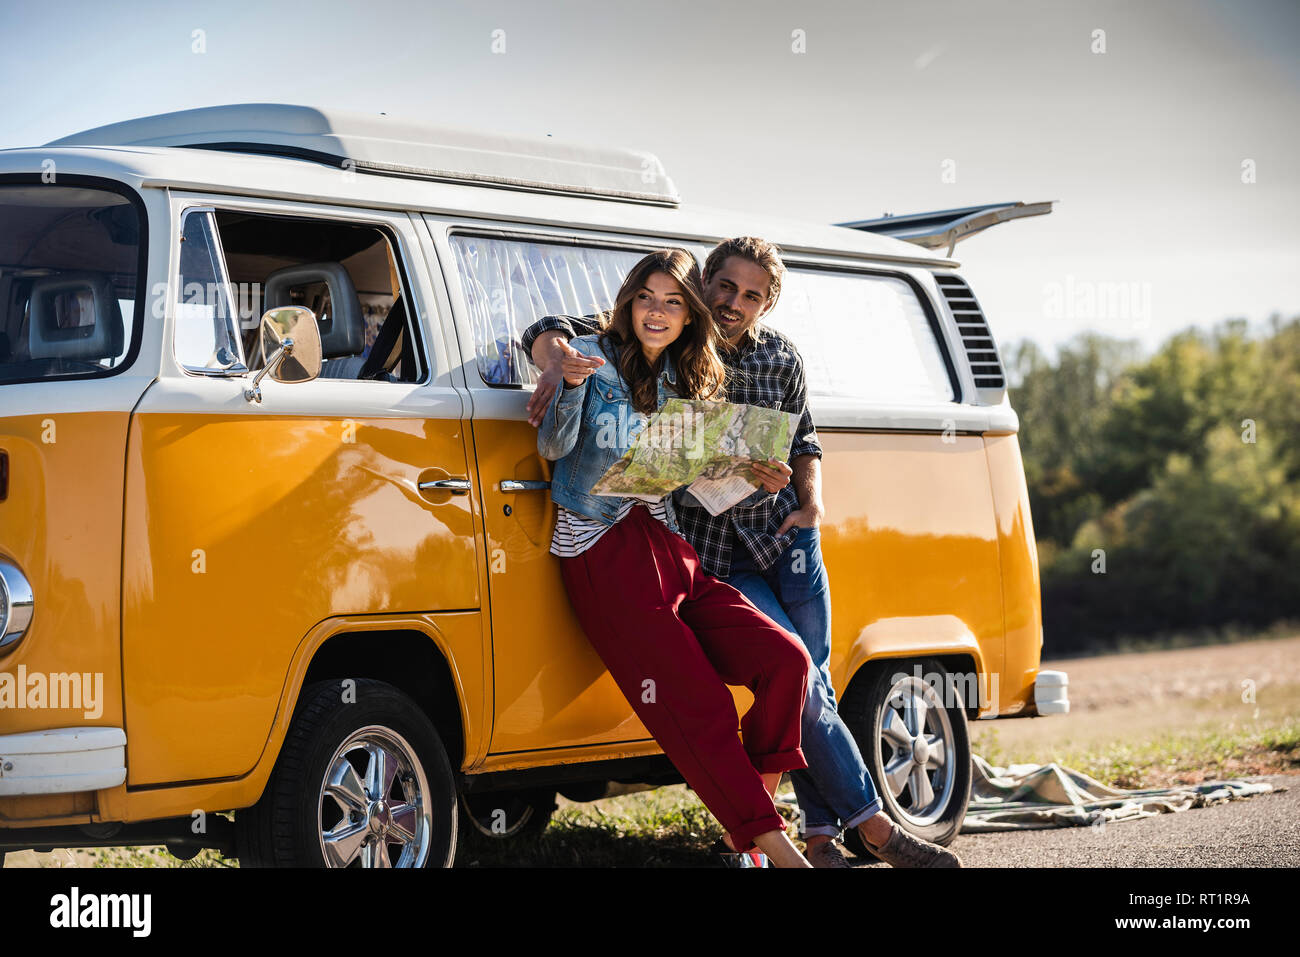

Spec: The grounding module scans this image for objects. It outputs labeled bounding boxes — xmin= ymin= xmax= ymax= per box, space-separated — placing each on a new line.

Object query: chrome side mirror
xmin=244 ymin=306 xmax=322 ymax=403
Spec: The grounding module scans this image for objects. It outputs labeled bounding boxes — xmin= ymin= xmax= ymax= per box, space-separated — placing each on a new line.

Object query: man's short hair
xmin=703 ymin=236 xmax=785 ymax=310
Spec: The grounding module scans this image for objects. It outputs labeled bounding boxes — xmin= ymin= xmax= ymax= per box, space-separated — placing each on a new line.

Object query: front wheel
xmin=236 ymin=679 xmax=457 ymax=867
xmin=842 ymin=659 xmax=972 ymax=855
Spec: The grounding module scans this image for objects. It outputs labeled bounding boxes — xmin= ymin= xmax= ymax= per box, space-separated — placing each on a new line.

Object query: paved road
xmin=846 ymin=774 xmax=1299 ymax=867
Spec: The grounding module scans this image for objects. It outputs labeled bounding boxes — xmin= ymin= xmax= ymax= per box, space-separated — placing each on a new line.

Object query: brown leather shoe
xmin=805 ymin=839 xmax=853 ymax=869
xmin=868 ymin=823 xmax=962 ymax=868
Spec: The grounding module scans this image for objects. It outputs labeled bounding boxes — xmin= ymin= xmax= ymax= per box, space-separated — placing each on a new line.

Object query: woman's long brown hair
xmin=596 ymin=249 xmax=726 ymax=414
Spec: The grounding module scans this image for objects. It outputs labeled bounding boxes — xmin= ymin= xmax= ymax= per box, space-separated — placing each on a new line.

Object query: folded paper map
xmin=590 ymin=398 xmax=800 ymax=515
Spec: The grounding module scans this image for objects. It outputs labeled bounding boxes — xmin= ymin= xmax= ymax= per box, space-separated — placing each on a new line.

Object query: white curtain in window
xmin=450 ymin=236 xmax=642 ymax=385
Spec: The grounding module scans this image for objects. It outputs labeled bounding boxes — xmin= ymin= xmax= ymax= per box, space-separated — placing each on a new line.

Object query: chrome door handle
xmin=499 ymin=480 xmax=551 ymax=492
xmin=419 ymin=479 xmax=471 ymax=494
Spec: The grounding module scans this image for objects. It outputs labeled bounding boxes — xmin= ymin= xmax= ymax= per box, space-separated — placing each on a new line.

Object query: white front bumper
xmin=0 ymin=727 xmax=126 ymax=795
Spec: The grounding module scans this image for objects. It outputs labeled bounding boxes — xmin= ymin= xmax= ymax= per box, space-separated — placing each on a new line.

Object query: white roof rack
xmin=45 ymin=103 xmax=680 ymax=206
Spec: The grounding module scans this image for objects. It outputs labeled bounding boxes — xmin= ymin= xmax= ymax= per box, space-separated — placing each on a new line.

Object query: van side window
xmin=0 ymin=183 xmax=141 ymax=383
xmin=449 ymin=235 xmax=642 ymax=386
xmin=174 ymin=209 xmax=426 ymax=383
xmin=763 ymin=270 xmax=955 ymax=404
xmin=175 ymin=209 xmax=244 ymax=374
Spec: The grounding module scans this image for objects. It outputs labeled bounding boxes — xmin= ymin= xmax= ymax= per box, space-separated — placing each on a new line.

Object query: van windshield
xmin=0 ymin=183 xmax=142 ymax=383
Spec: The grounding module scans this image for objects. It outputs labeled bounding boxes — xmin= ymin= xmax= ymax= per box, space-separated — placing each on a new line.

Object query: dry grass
xmin=971 ymin=634 xmax=1300 ymax=788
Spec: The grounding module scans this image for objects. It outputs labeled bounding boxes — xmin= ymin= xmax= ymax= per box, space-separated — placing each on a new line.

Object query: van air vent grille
xmin=934 ymin=275 xmax=1005 ymax=389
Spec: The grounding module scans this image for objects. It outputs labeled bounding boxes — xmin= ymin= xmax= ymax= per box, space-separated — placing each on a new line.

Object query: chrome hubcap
xmin=880 ymin=676 xmax=956 ymax=827
xmin=318 ymin=726 xmax=432 ymax=867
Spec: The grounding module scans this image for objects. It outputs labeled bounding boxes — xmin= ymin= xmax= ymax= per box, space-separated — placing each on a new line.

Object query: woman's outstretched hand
xmin=559 ymin=340 xmax=605 ymax=387
xmin=527 ymin=338 xmax=605 ymax=427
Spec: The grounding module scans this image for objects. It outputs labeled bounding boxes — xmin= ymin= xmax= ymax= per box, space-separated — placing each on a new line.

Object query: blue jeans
xmin=726 ymin=526 xmax=882 ymax=839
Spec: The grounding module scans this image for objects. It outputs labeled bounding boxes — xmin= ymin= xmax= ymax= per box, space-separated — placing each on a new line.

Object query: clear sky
xmin=2 ymin=0 xmax=1296 ymax=356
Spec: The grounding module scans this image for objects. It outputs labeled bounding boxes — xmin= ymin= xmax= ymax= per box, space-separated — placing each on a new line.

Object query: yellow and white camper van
xmin=0 ymin=104 xmax=1066 ymax=867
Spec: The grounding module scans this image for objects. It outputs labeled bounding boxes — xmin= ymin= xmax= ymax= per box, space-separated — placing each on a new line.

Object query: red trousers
xmin=559 ymin=503 xmax=811 ymax=851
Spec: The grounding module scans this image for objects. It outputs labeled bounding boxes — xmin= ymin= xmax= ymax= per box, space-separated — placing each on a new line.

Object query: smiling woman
xmin=591 ymin=250 xmax=724 ymax=414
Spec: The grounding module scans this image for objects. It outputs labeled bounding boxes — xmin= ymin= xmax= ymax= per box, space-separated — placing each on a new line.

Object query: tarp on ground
xmin=962 ymin=755 xmax=1282 ymax=832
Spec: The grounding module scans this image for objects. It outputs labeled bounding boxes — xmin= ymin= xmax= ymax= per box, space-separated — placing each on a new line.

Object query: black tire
xmin=235 ymin=678 xmax=457 ymax=867
xmin=841 ymin=658 xmax=972 ymax=856
xmin=459 ymin=788 xmax=557 ymax=840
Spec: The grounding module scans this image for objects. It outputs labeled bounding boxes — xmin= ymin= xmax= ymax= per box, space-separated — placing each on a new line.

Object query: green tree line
xmin=1005 ymin=315 xmax=1300 ymax=653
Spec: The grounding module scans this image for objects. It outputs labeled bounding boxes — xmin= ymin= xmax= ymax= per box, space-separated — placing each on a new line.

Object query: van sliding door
xmin=422 ymin=221 xmax=667 ymax=760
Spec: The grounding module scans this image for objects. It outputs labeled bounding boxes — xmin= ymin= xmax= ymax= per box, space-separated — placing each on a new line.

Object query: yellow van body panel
xmin=120 ymin=412 xmax=480 ymax=785
xmin=819 ymin=431 xmax=1006 ymax=714
xmin=88 ymin=612 xmax=484 ymax=826
xmin=0 ymin=413 xmax=127 ymax=735
xmin=0 ymin=414 xmax=1044 ymax=826
xmin=984 ymin=432 xmax=1043 ymax=715
xmin=1 ymin=418 xmax=1044 ymax=827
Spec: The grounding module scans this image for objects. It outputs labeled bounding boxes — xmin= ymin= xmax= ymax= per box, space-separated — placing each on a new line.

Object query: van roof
xmin=44 ymin=103 xmax=681 ymax=207
xmin=3 ymin=105 xmax=954 ymax=268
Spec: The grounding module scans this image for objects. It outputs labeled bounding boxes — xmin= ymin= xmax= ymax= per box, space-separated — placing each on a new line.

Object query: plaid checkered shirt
xmin=522 ymin=314 xmax=822 ymax=578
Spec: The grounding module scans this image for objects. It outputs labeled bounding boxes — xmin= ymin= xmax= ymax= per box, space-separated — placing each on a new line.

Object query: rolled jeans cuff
xmin=802 ymin=824 xmax=843 ymax=840
xmin=750 ymin=747 xmax=806 ymax=775
xmin=844 ymin=797 xmax=883 ymax=830
xmin=799 ymin=797 xmax=882 ymax=841
xmin=730 ymin=813 xmax=789 ymax=854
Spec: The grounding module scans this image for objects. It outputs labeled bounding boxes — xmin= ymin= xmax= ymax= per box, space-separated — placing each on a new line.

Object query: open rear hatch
xmin=838 ymin=201 xmax=1054 ymax=256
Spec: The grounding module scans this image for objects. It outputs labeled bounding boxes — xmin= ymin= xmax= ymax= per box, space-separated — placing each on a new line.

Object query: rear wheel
xmin=842 ymin=659 xmax=971 ymax=856
xmin=235 ymin=678 xmax=457 ymax=867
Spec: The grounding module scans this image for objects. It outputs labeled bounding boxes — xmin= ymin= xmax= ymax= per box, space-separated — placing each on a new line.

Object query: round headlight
xmin=0 ymin=558 xmax=34 ymax=653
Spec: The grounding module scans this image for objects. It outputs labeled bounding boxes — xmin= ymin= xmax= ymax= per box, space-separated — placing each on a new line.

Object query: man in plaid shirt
xmin=524 ymin=237 xmax=959 ymax=868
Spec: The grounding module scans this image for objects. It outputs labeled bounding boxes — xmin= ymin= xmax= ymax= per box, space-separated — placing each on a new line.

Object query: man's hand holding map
xmin=590 ymin=398 xmax=800 ymax=515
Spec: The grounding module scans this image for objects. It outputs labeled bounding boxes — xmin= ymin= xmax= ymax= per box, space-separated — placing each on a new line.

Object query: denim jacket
xmin=537 ymin=334 xmax=686 ymax=531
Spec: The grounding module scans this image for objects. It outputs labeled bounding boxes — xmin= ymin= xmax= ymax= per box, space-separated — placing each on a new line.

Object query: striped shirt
xmin=550 ymin=497 xmax=673 ymax=558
